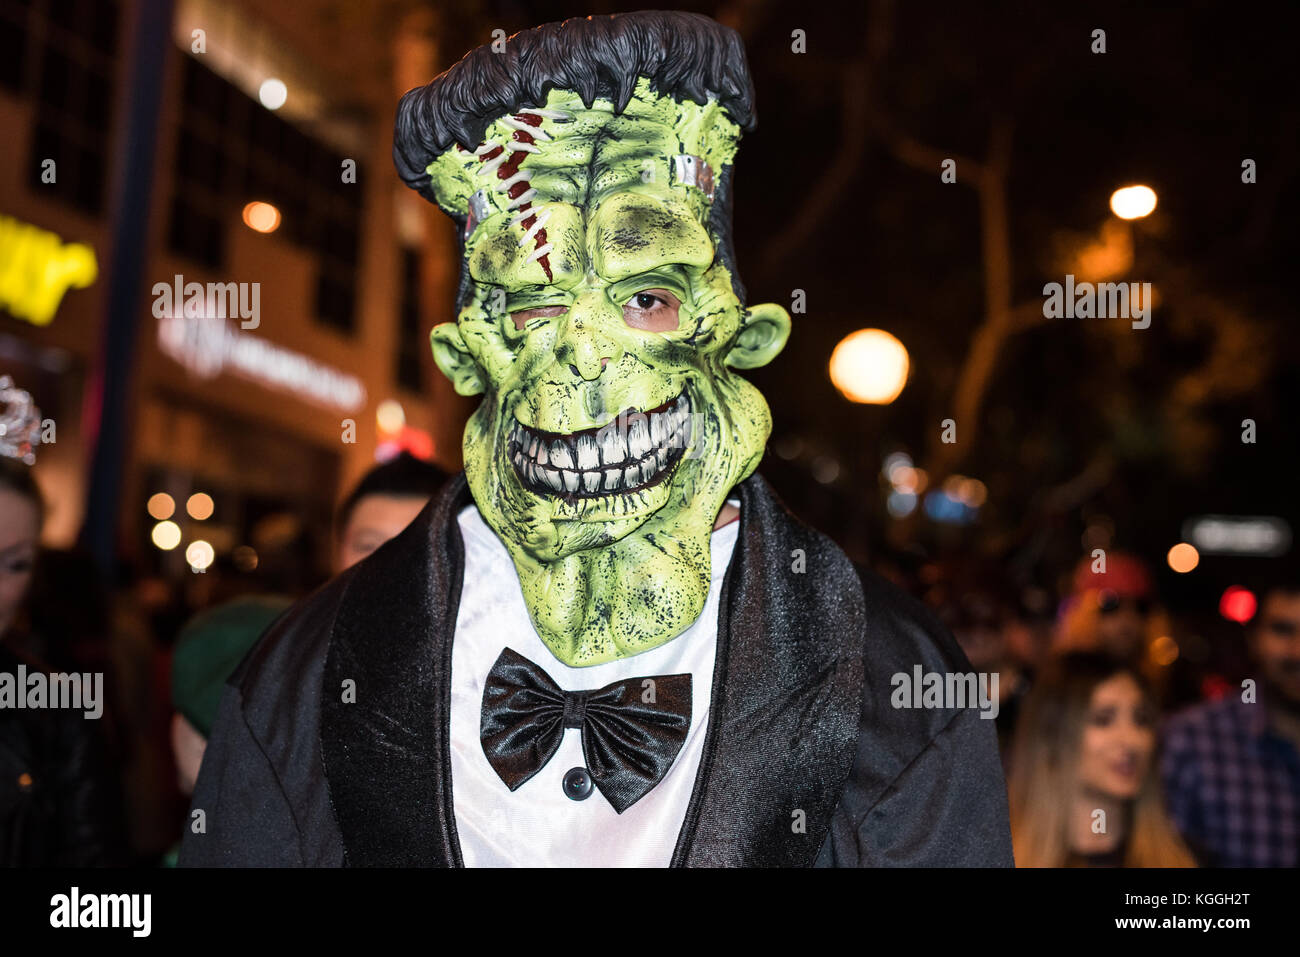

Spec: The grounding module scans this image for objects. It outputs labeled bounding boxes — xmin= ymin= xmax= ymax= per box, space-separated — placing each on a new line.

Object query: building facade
xmin=1 ymin=0 xmax=466 ymax=589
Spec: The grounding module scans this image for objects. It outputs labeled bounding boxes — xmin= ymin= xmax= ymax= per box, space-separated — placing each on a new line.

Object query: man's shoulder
xmin=773 ymin=545 xmax=1011 ymax=865
xmin=842 ymin=563 xmax=990 ymax=784
xmin=228 ymin=569 xmax=358 ymax=725
xmin=742 ymin=473 xmax=972 ymax=679
xmin=852 ymin=564 xmax=974 ymax=677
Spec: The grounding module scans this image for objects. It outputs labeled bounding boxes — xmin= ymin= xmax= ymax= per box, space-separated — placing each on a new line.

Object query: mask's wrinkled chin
xmin=465 ymin=370 xmax=753 ymax=666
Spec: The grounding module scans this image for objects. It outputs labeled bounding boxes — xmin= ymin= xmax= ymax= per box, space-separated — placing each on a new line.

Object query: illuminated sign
xmin=0 ymin=214 xmax=97 ymax=326
xmin=157 ymin=311 xmax=366 ymax=412
xmin=1182 ymin=515 xmax=1292 ymax=557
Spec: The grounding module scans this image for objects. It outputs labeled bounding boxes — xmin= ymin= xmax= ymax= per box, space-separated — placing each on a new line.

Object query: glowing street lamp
xmin=186 ymin=539 xmax=215 ymax=572
xmin=1110 ymin=185 xmax=1157 ymax=220
xmin=829 ymin=329 xmax=910 ymax=405
xmin=258 ymin=78 xmax=287 ymax=110
xmin=186 ymin=492 xmax=214 ymax=520
xmin=376 ymin=399 xmax=406 ymax=434
xmin=1167 ymin=542 xmax=1199 ymax=573
xmin=242 ymin=201 xmax=281 ymax=234
xmin=147 ymin=492 xmax=174 ymax=520
xmin=151 ymin=520 xmax=181 ymax=550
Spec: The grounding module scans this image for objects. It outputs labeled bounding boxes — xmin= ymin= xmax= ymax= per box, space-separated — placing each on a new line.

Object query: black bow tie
xmin=480 ymin=647 xmax=692 ymax=813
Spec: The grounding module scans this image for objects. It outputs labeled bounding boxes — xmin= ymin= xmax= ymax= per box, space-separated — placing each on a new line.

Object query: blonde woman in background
xmin=1008 ymin=651 xmax=1194 ymax=867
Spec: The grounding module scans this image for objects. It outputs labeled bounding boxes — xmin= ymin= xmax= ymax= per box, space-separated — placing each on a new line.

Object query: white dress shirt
xmin=449 ymin=501 xmax=739 ymax=867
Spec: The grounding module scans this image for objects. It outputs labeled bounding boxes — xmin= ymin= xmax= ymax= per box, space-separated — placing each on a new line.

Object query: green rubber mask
xmin=426 ymin=80 xmax=790 ymax=666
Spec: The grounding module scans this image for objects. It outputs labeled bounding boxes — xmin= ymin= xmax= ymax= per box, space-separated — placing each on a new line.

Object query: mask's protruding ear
xmin=725 ymin=302 xmax=791 ymax=369
xmin=430 ymin=323 xmax=485 ymax=395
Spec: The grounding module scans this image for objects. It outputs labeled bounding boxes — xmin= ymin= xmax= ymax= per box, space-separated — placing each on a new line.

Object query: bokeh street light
xmin=186 ymin=540 xmax=215 ymax=572
xmin=258 ymin=78 xmax=288 ymax=110
xmin=186 ymin=492 xmax=214 ymax=520
xmin=1110 ymin=184 xmax=1157 ymax=220
xmin=829 ymin=329 xmax=910 ymax=405
xmin=1167 ymin=542 xmax=1199 ymax=573
xmin=147 ymin=492 xmax=174 ymax=520
xmin=377 ymin=399 xmax=406 ymax=434
xmin=151 ymin=520 xmax=181 ymax=551
xmin=242 ymin=201 xmax=281 ymax=234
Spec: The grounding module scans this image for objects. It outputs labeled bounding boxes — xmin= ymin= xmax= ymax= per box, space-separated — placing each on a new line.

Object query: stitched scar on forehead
xmin=437 ymin=82 xmax=737 ymax=287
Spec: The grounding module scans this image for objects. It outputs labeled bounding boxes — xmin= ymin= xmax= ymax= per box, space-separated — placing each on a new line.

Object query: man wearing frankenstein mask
xmin=181 ymin=11 xmax=1012 ymax=867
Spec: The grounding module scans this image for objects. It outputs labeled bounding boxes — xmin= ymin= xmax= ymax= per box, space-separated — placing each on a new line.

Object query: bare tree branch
xmin=928 ymin=113 xmax=1015 ymax=479
xmin=859 ymin=4 xmax=1031 ymax=542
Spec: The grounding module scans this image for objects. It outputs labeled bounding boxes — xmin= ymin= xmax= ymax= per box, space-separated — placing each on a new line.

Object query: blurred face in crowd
xmin=1077 ymin=672 xmax=1155 ymax=801
xmin=1251 ymin=590 xmax=1300 ymax=708
xmin=335 ymin=494 xmax=430 ymax=573
xmin=1094 ymin=590 xmax=1149 ymax=660
xmin=0 ymin=487 xmax=39 ymax=638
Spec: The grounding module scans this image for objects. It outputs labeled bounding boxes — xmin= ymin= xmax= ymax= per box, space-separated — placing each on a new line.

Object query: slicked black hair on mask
xmin=392 ymin=10 xmax=756 ymax=204
xmin=394 ymin=10 xmax=758 ymax=308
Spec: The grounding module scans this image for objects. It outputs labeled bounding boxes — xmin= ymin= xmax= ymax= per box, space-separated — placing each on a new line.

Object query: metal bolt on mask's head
xmin=395 ymin=12 xmax=790 ymax=666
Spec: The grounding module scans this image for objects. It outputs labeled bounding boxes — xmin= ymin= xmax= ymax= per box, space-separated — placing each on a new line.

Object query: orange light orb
xmin=242 ymin=201 xmax=281 ymax=234
xmin=829 ymin=329 xmax=910 ymax=405
xmin=1110 ymin=185 xmax=1157 ymax=220
xmin=1167 ymin=542 xmax=1199 ymax=574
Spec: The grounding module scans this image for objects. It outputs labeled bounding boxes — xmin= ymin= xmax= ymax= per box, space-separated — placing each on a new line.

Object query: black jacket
xmin=180 ymin=473 xmax=1014 ymax=867
xmin=0 ymin=645 xmax=119 ymax=866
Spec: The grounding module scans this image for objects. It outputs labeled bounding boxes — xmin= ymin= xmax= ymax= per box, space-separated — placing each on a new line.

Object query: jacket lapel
xmin=671 ymin=474 xmax=866 ymax=866
xmin=321 ymin=474 xmax=473 ymax=866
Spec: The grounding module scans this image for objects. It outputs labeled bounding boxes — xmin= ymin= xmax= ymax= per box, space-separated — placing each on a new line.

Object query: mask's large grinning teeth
xmin=508 ymin=391 xmax=692 ymax=499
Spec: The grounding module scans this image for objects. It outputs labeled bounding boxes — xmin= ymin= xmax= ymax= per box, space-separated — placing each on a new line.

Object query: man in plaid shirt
xmin=1161 ymin=582 xmax=1300 ymax=867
